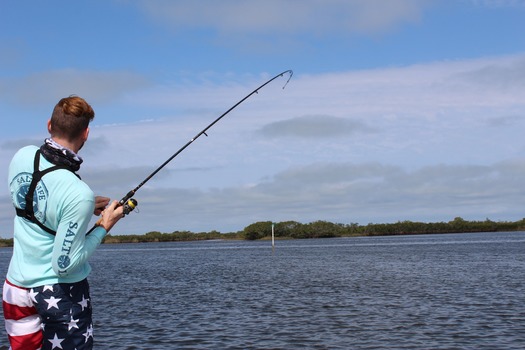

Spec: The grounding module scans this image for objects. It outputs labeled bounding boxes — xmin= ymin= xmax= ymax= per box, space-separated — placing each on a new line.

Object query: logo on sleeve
xmin=57 ymin=255 xmax=71 ymax=269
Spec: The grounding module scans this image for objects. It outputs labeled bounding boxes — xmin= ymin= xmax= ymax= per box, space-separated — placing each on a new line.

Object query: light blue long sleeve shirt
xmin=6 ymin=145 xmax=107 ymax=288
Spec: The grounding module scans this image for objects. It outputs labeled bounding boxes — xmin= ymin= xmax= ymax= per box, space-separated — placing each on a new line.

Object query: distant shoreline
xmin=2 ymin=217 xmax=523 ymax=248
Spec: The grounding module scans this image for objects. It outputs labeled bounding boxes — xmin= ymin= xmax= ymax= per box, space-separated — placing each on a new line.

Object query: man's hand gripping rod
xmin=91 ymin=70 xmax=293 ymax=230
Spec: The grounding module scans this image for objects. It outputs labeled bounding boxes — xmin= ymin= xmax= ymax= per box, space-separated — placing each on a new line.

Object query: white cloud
xmin=2 ymin=53 xmax=525 ymax=237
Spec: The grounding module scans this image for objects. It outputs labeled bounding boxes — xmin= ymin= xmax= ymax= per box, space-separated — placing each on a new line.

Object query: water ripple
xmin=1 ymin=232 xmax=524 ymax=349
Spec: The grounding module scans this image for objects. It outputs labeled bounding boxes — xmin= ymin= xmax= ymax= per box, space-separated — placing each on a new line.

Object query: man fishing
xmin=2 ymin=96 xmax=124 ymax=350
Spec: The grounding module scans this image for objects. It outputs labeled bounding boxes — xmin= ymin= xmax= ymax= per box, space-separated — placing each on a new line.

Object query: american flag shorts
xmin=3 ymin=278 xmax=94 ymax=350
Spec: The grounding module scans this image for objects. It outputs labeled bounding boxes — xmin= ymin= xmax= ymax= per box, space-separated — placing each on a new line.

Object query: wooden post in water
xmin=271 ymin=222 xmax=275 ymax=250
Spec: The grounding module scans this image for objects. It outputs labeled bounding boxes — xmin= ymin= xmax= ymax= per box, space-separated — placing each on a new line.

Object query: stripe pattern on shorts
xmin=2 ymin=279 xmax=43 ymax=350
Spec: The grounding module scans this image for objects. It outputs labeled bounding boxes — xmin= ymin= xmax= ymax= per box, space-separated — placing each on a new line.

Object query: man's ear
xmin=84 ymin=127 xmax=90 ymax=141
xmin=47 ymin=119 xmax=52 ymax=134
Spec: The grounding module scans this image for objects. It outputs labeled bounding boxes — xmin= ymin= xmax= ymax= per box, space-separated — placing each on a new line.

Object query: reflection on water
xmin=1 ymin=232 xmax=524 ymax=349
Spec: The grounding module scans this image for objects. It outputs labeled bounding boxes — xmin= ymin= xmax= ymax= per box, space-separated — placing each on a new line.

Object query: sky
xmin=1 ymin=0 xmax=525 ymax=237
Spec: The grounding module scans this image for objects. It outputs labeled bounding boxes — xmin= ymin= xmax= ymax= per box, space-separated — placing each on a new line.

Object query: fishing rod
xmin=101 ymin=69 xmax=293 ymax=222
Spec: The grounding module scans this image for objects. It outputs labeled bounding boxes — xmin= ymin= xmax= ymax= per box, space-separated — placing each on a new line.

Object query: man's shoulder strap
xmin=15 ymin=149 xmax=76 ymax=236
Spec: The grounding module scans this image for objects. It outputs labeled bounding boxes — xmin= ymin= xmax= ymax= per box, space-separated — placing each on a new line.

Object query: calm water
xmin=1 ymin=231 xmax=524 ymax=349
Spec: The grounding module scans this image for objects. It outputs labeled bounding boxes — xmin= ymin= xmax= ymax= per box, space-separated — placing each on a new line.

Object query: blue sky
xmin=1 ymin=0 xmax=525 ymax=237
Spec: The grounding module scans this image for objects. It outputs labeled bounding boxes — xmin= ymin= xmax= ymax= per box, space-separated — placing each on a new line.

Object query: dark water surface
xmin=1 ymin=231 xmax=525 ymax=349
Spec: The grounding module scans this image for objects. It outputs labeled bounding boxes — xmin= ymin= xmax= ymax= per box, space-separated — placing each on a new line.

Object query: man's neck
xmin=50 ymin=137 xmax=80 ymax=154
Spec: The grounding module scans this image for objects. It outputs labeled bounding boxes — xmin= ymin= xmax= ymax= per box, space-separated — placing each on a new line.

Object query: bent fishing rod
xmin=96 ymin=69 xmax=293 ymax=225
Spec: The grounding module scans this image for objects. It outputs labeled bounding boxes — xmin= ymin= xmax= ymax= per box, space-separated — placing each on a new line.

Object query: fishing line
xmin=91 ymin=69 xmax=293 ymax=230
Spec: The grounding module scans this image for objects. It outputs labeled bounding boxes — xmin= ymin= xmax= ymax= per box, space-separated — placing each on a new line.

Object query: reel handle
xmin=123 ymin=198 xmax=138 ymax=215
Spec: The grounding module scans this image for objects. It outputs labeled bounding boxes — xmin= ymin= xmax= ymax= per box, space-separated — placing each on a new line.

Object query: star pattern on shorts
xmin=49 ymin=333 xmax=64 ymax=349
xmin=78 ymin=295 xmax=89 ymax=311
xmin=83 ymin=324 xmax=94 ymax=342
xmin=43 ymin=285 xmax=55 ymax=292
xmin=28 ymin=288 xmax=39 ymax=303
xmin=44 ymin=295 xmax=62 ymax=310
xmin=68 ymin=315 xmax=80 ymax=331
